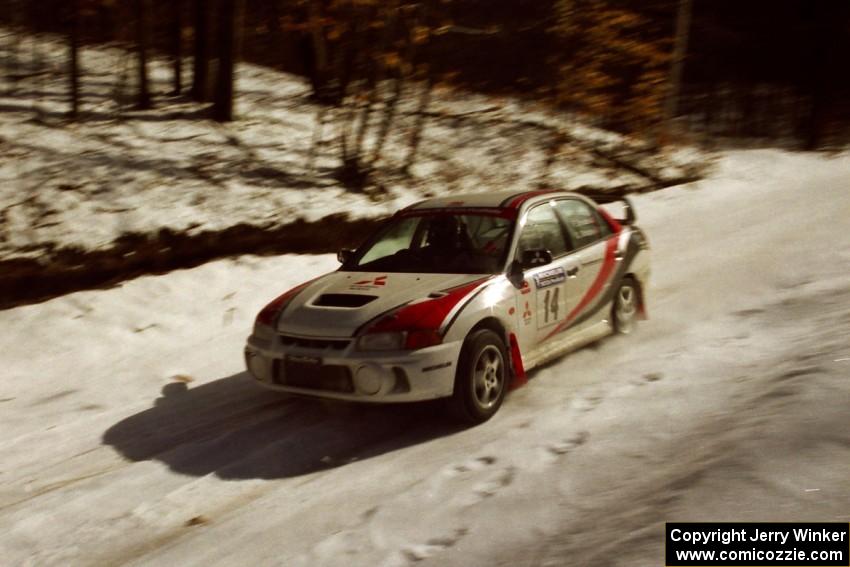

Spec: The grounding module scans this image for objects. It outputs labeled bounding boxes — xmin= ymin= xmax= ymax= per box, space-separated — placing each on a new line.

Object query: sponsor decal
xmin=520 ymin=280 xmax=532 ymax=295
xmin=351 ymin=275 xmax=387 ymax=290
xmin=534 ymin=267 xmax=566 ymax=289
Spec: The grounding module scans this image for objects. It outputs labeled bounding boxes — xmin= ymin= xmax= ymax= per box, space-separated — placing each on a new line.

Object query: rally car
xmin=245 ymin=189 xmax=649 ymax=423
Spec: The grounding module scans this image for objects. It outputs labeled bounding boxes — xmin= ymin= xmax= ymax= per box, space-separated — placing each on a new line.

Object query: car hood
xmin=276 ymin=271 xmax=487 ymax=337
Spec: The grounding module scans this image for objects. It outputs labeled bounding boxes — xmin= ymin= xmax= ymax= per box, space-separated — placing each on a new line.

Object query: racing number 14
xmin=543 ymin=287 xmax=560 ymax=323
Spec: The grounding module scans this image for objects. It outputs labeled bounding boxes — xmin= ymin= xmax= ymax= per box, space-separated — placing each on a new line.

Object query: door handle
xmin=566 ymin=266 xmax=579 ymax=278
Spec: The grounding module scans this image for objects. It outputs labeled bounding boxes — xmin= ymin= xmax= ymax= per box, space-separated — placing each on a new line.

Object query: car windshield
xmin=346 ymin=211 xmax=515 ymax=274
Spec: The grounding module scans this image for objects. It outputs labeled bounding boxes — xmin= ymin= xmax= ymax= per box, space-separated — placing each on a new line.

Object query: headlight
xmin=357 ymin=329 xmax=442 ymax=351
xmin=357 ymin=332 xmax=405 ymax=351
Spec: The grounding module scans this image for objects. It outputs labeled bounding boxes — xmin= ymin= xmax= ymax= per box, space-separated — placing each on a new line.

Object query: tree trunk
xmin=403 ymin=72 xmax=433 ymax=174
xmin=68 ymin=0 xmax=80 ymax=118
xmin=212 ymin=0 xmax=243 ymax=122
xmin=5 ymin=0 xmax=21 ymax=95
xmin=801 ymin=2 xmax=837 ymax=150
xmin=191 ymin=0 xmax=209 ymax=101
xmin=369 ymin=2 xmax=406 ymax=166
xmin=403 ymin=3 xmax=433 ymax=174
xmin=663 ymin=0 xmax=692 ymax=137
xmin=308 ymin=2 xmax=329 ymax=100
xmin=267 ymin=0 xmax=285 ymax=70
xmin=369 ymin=72 xmax=403 ymax=166
xmin=135 ymin=0 xmax=152 ymax=110
xmin=171 ymin=0 xmax=183 ymax=95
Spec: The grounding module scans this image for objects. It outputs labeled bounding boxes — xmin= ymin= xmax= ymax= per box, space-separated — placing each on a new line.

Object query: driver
xmin=421 ymin=216 xmax=471 ymax=265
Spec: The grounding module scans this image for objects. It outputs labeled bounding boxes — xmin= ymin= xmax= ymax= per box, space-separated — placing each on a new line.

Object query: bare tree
xmin=171 ymin=0 xmax=183 ymax=95
xmin=212 ymin=0 xmax=244 ymax=121
xmin=403 ymin=71 xmax=433 ymax=174
xmin=308 ymin=1 xmax=330 ymax=101
xmin=334 ymin=2 xmax=398 ymax=188
xmin=135 ymin=0 xmax=152 ymax=109
xmin=403 ymin=5 xmax=434 ymax=174
xmin=802 ymin=1 xmax=839 ymax=150
xmin=191 ymin=0 xmax=210 ymax=101
xmin=364 ymin=0 xmax=409 ymax=168
xmin=663 ymin=0 xmax=693 ymax=137
xmin=306 ymin=0 xmax=438 ymax=187
xmin=4 ymin=0 xmax=23 ymax=96
xmin=68 ymin=0 xmax=80 ymax=118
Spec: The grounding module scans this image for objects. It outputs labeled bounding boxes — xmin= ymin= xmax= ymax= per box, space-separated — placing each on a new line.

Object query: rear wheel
xmin=612 ymin=278 xmax=639 ymax=334
xmin=449 ymin=329 xmax=508 ymax=424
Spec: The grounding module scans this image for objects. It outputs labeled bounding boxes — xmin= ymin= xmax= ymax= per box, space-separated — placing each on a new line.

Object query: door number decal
xmin=542 ymin=287 xmax=560 ymax=324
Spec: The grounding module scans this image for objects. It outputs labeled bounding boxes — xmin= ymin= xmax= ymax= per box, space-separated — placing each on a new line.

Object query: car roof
xmin=406 ymin=189 xmax=585 ymax=211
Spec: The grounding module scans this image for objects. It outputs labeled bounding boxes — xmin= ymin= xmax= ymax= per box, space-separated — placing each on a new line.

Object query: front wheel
xmin=612 ymin=278 xmax=639 ymax=334
xmin=449 ymin=329 xmax=508 ymax=424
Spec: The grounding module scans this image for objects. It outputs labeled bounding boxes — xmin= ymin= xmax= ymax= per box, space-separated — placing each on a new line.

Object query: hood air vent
xmin=313 ymin=294 xmax=378 ymax=308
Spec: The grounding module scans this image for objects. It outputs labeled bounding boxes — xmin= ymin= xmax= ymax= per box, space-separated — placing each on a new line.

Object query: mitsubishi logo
xmin=353 ymin=275 xmax=387 ymax=287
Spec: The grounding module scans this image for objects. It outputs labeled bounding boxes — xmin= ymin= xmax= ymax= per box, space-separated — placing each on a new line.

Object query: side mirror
xmin=507 ymin=260 xmax=524 ymax=288
xmin=337 ymin=248 xmax=355 ymax=265
xmin=520 ymin=248 xmax=553 ymax=269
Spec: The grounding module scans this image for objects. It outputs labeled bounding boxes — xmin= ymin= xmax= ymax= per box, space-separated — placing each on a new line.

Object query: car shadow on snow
xmin=102 ymin=372 xmax=464 ymax=480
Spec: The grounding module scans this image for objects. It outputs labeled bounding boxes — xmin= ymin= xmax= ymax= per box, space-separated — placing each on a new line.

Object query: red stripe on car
xmin=369 ymin=277 xmax=492 ymax=334
xmin=597 ymin=207 xmax=622 ymax=233
xmin=543 ymin=236 xmax=618 ymax=341
xmin=255 ymin=278 xmax=317 ymax=326
xmin=506 ymin=189 xmax=560 ymax=209
xmin=508 ymin=333 xmax=527 ymax=389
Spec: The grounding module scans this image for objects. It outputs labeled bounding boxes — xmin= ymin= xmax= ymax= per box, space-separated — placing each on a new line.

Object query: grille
xmin=274 ymin=360 xmax=354 ymax=393
xmin=279 ymin=334 xmax=351 ymax=350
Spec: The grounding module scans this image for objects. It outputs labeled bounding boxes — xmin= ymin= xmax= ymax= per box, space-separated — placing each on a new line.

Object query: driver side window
xmin=518 ymin=204 xmax=569 ymax=260
xmin=358 ymin=216 xmax=420 ymax=265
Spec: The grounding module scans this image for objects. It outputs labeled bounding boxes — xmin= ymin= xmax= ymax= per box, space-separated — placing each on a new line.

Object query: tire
xmin=448 ymin=329 xmax=509 ymax=424
xmin=612 ymin=278 xmax=639 ymax=334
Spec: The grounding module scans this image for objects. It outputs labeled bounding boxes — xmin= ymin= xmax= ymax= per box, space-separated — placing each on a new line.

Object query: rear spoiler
xmin=579 ymin=191 xmax=637 ymax=225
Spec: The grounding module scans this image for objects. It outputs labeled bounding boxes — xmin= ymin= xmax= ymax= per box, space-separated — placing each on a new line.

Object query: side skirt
xmin=524 ymin=316 xmax=613 ymax=372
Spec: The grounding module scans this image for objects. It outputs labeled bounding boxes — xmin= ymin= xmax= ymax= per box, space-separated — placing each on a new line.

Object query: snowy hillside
xmin=1 ymin=31 xmax=704 ymax=306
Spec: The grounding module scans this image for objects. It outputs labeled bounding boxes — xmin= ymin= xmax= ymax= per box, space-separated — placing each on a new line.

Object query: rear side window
xmin=554 ymin=199 xmax=610 ymax=248
xmin=518 ymin=205 xmax=570 ymax=258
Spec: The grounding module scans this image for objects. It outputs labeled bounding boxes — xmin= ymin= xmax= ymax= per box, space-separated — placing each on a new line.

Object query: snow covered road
xmin=2 ymin=150 xmax=849 ymax=566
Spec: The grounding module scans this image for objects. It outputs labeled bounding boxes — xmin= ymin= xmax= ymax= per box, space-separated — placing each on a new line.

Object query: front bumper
xmin=244 ymin=327 xmax=460 ymax=403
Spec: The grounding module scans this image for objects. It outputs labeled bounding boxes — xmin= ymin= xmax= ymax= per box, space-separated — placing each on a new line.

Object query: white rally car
xmin=245 ymin=189 xmax=649 ymax=423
